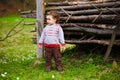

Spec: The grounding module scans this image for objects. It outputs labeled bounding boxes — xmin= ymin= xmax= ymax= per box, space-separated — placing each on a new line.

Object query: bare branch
xmin=0 ymin=18 xmax=25 ymax=41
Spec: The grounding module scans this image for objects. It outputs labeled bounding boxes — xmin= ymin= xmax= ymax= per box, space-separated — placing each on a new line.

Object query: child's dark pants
xmin=45 ymin=47 xmax=62 ymax=70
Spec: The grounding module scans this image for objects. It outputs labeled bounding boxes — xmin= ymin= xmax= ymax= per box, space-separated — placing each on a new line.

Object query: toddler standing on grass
xmin=38 ymin=11 xmax=65 ymax=71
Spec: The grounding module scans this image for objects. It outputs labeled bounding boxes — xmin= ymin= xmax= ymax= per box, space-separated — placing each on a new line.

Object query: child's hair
xmin=46 ymin=11 xmax=60 ymax=23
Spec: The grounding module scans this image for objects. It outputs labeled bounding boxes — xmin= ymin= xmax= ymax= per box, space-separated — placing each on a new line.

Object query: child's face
xmin=46 ymin=15 xmax=57 ymax=25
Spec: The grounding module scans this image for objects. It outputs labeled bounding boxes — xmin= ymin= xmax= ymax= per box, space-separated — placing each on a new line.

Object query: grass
xmin=0 ymin=15 xmax=120 ymax=80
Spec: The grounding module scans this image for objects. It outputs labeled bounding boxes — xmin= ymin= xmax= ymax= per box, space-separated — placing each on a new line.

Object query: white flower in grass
xmin=1 ymin=73 xmax=6 ymax=77
xmin=16 ymin=77 xmax=20 ymax=80
xmin=1 ymin=72 xmax=7 ymax=77
xmin=52 ymin=75 xmax=55 ymax=78
xmin=4 ymin=72 xmax=7 ymax=75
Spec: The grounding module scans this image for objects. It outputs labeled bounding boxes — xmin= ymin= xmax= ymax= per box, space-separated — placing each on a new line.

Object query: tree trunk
xmin=36 ymin=0 xmax=44 ymax=58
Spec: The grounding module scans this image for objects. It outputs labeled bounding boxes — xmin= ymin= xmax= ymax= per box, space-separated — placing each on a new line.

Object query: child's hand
xmin=62 ymin=46 xmax=65 ymax=50
xmin=61 ymin=44 xmax=65 ymax=50
xmin=38 ymin=43 xmax=42 ymax=48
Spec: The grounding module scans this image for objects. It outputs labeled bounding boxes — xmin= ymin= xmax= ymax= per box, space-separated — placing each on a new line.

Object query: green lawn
xmin=0 ymin=15 xmax=120 ymax=80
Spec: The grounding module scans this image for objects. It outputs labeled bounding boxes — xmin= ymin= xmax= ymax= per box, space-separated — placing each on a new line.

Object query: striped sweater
xmin=38 ymin=24 xmax=65 ymax=47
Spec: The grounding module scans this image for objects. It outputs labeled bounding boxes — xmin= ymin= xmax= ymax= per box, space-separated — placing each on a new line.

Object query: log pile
xmin=21 ymin=0 xmax=120 ymax=45
xmin=46 ymin=1 xmax=120 ymax=45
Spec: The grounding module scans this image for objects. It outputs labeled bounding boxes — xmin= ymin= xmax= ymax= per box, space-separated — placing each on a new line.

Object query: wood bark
xmin=103 ymin=29 xmax=116 ymax=63
xmin=36 ymin=0 xmax=44 ymax=58
xmin=61 ymin=23 xmax=116 ymax=29
xmin=65 ymin=39 xmax=109 ymax=45
xmin=60 ymin=15 xmax=118 ymax=23
xmin=63 ymin=25 xmax=120 ymax=36
xmin=45 ymin=0 xmax=116 ymax=6
xmin=21 ymin=13 xmax=36 ymax=18
xmin=103 ymin=19 xmax=119 ymax=63
xmin=57 ymin=8 xmax=120 ymax=16
xmin=46 ymin=1 xmax=120 ymax=11
xmin=65 ymin=39 xmax=120 ymax=45
xmin=64 ymin=31 xmax=84 ymax=35
xmin=20 ymin=10 xmax=36 ymax=14
xmin=20 ymin=7 xmax=120 ymax=19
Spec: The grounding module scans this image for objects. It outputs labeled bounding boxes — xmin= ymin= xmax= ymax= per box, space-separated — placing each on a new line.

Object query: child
xmin=38 ymin=11 xmax=65 ymax=71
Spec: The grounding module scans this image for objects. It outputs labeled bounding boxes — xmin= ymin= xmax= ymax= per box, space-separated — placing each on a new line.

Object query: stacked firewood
xmin=46 ymin=1 xmax=120 ymax=45
xmin=21 ymin=0 xmax=120 ymax=45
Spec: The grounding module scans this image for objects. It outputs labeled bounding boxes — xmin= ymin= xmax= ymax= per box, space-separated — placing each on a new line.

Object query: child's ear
xmin=54 ymin=18 xmax=57 ymax=22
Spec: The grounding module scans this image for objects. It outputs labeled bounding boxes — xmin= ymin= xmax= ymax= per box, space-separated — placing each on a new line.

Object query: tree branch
xmin=0 ymin=18 xmax=25 ymax=41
